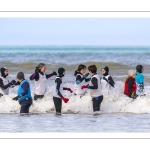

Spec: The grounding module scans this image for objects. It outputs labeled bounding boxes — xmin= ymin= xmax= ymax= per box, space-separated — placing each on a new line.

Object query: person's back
xmin=135 ymin=65 xmax=145 ymax=96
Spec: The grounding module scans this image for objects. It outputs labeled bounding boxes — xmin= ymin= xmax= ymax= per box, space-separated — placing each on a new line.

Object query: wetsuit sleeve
xmin=85 ymin=78 xmax=91 ymax=82
xmin=108 ymin=76 xmax=115 ymax=87
xmin=88 ymin=77 xmax=98 ymax=89
xmin=128 ymin=78 xmax=135 ymax=94
xmin=15 ymin=81 xmax=20 ymax=86
xmin=19 ymin=82 xmax=29 ymax=96
xmin=46 ymin=73 xmax=54 ymax=79
xmin=76 ymin=75 xmax=85 ymax=84
xmin=55 ymin=78 xmax=63 ymax=98
xmin=0 ymin=78 xmax=10 ymax=90
xmin=29 ymin=73 xmax=39 ymax=81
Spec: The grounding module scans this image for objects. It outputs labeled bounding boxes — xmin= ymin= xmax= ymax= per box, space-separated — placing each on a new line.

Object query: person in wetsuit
xmin=81 ymin=65 xmax=103 ymax=114
xmin=124 ymin=70 xmax=138 ymax=99
xmin=100 ymin=66 xmax=115 ymax=94
xmin=53 ymin=67 xmax=73 ymax=115
xmin=12 ymin=72 xmax=32 ymax=114
xmin=136 ymin=65 xmax=145 ymax=96
xmin=0 ymin=67 xmax=16 ymax=96
xmin=74 ymin=64 xmax=90 ymax=97
xmin=30 ymin=63 xmax=57 ymax=100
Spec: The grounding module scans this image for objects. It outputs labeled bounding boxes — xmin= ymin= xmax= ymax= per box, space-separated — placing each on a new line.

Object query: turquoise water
xmin=0 ymin=46 xmax=150 ymax=53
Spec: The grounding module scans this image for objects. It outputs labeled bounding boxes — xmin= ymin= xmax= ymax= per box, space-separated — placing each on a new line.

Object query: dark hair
xmin=17 ymin=72 xmax=25 ymax=80
xmin=136 ymin=65 xmax=143 ymax=73
xmin=37 ymin=63 xmax=45 ymax=69
xmin=74 ymin=64 xmax=86 ymax=76
xmin=88 ymin=65 xmax=97 ymax=73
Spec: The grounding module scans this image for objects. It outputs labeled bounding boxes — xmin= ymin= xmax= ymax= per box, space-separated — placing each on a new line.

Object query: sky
xmin=0 ymin=18 xmax=150 ymax=46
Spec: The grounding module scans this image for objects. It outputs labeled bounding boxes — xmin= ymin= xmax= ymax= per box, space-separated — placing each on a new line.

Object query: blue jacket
xmin=17 ymin=80 xmax=32 ymax=102
xmin=136 ymin=72 xmax=144 ymax=84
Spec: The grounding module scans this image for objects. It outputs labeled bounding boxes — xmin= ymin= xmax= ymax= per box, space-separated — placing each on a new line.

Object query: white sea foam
xmin=0 ymin=81 xmax=150 ymax=114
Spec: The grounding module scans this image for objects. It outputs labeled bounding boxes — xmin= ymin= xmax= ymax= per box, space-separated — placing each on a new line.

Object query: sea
xmin=0 ymin=46 xmax=150 ymax=132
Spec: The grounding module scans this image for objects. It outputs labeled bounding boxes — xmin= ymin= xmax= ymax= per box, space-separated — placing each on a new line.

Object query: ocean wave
xmin=1 ymin=81 xmax=150 ymax=114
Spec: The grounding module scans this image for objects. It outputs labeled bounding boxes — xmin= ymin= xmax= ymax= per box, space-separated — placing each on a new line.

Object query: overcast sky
xmin=0 ymin=18 xmax=150 ymax=46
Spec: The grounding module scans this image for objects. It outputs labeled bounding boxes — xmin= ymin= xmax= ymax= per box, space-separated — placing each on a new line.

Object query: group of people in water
xmin=0 ymin=63 xmax=145 ymax=115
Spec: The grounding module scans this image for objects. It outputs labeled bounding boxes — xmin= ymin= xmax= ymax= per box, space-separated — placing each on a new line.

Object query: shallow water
xmin=0 ymin=113 xmax=150 ymax=132
xmin=1 ymin=46 xmax=150 ymax=133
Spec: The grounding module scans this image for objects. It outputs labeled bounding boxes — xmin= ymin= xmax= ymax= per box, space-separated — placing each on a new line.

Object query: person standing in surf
xmin=53 ymin=67 xmax=73 ymax=115
xmin=100 ymin=66 xmax=115 ymax=94
xmin=0 ymin=67 xmax=17 ymax=96
xmin=124 ymin=70 xmax=138 ymax=99
xmin=30 ymin=63 xmax=57 ymax=100
xmin=136 ymin=65 xmax=146 ymax=96
xmin=74 ymin=64 xmax=90 ymax=97
xmin=81 ymin=65 xmax=103 ymax=115
xmin=12 ymin=72 xmax=32 ymax=114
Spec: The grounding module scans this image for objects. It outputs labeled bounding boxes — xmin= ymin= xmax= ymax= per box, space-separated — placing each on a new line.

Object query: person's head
xmin=136 ymin=65 xmax=144 ymax=73
xmin=101 ymin=66 xmax=109 ymax=76
xmin=75 ymin=64 xmax=86 ymax=75
xmin=1 ymin=67 xmax=8 ymax=78
xmin=17 ymin=72 xmax=25 ymax=82
xmin=128 ymin=70 xmax=136 ymax=78
xmin=88 ymin=65 xmax=97 ymax=76
xmin=37 ymin=63 xmax=46 ymax=73
xmin=58 ymin=67 xmax=65 ymax=77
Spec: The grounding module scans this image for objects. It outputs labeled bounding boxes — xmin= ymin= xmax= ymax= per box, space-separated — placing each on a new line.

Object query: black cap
xmin=58 ymin=67 xmax=65 ymax=77
xmin=1 ymin=67 xmax=8 ymax=78
xmin=17 ymin=72 xmax=25 ymax=80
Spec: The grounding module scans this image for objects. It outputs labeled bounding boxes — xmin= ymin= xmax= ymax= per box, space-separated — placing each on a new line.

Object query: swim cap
xmin=1 ymin=67 xmax=8 ymax=78
xmin=58 ymin=67 xmax=65 ymax=77
xmin=102 ymin=66 xmax=109 ymax=76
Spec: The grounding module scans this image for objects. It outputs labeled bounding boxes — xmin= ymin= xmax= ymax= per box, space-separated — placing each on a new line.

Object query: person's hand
xmin=81 ymin=85 xmax=89 ymax=89
xmin=52 ymin=71 xmax=57 ymax=75
xmin=62 ymin=97 xmax=69 ymax=103
xmin=12 ymin=95 xmax=21 ymax=101
xmin=131 ymin=92 xmax=138 ymax=99
xmin=0 ymin=93 xmax=3 ymax=97
xmin=84 ymin=73 xmax=89 ymax=78
xmin=9 ymin=80 xmax=16 ymax=86
xmin=65 ymin=88 xmax=73 ymax=93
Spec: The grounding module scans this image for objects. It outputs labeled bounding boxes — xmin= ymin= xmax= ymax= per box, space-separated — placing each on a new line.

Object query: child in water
xmin=81 ymin=65 xmax=103 ymax=115
xmin=53 ymin=67 xmax=73 ymax=115
xmin=12 ymin=72 xmax=32 ymax=114
xmin=0 ymin=67 xmax=17 ymax=96
xmin=30 ymin=63 xmax=57 ymax=100
xmin=124 ymin=70 xmax=138 ymax=99
xmin=100 ymin=66 xmax=115 ymax=94
xmin=74 ymin=64 xmax=90 ymax=97
xmin=136 ymin=65 xmax=145 ymax=96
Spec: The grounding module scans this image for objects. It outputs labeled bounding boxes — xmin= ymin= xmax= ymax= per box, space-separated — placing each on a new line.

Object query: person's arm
xmin=76 ymin=75 xmax=85 ymax=84
xmin=128 ymin=78 xmax=135 ymax=94
xmin=88 ymin=77 xmax=98 ymax=89
xmin=12 ymin=82 xmax=29 ymax=101
xmin=19 ymin=82 xmax=29 ymax=96
xmin=0 ymin=78 xmax=10 ymax=90
xmin=46 ymin=71 xmax=57 ymax=79
xmin=55 ymin=78 xmax=63 ymax=98
xmin=85 ymin=78 xmax=91 ymax=82
xmin=29 ymin=72 xmax=39 ymax=81
xmin=108 ymin=76 xmax=115 ymax=87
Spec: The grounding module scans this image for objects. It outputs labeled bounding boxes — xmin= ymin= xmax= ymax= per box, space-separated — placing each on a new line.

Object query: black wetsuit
xmin=53 ymin=77 xmax=68 ymax=113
